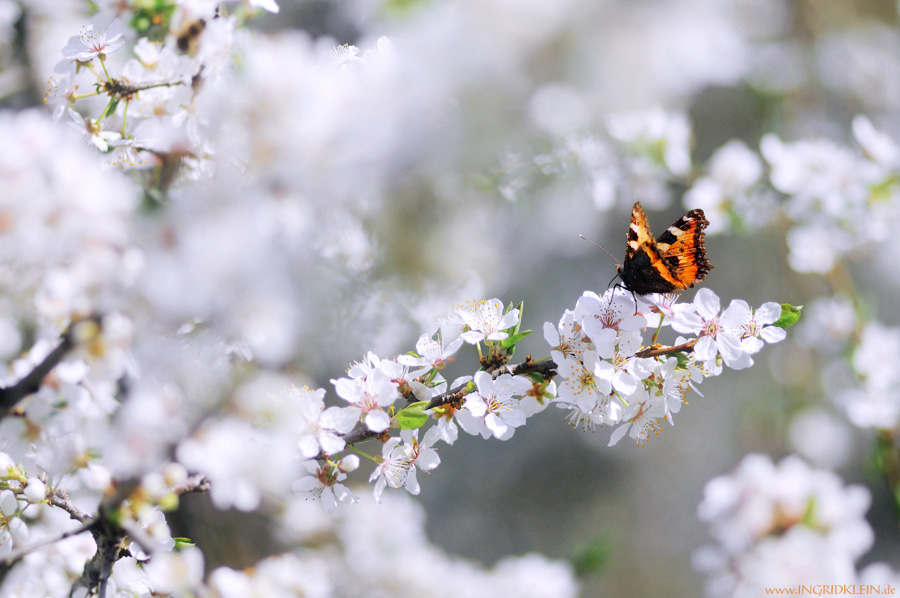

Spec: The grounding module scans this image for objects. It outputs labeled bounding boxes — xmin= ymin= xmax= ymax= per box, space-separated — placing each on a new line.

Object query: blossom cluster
xmin=795 ymin=294 xmax=900 ymax=437
xmin=694 ymin=454 xmax=899 ymax=597
xmin=548 ymin=288 xmax=785 ymax=446
xmin=675 ymin=115 xmax=900 ymax=277
xmin=267 ymin=290 xmax=788 ymax=519
xmin=0 ymin=453 xmax=47 ymax=553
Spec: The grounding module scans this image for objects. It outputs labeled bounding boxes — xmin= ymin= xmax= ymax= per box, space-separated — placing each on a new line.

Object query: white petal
xmin=320 ymin=488 xmax=338 ymax=514
xmin=721 ymin=299 xmax=751 ymax=329
xmin=332 ymin=378 xmax=360 ymax=402
xmin=443 ymin=335 xmax=464 ymax=357
xmin=372 ymin=477 xmax=387 ymax=504
xmin=333 ymin=483 xmax=358 ymax=505
xmin=464 ymin=394 xmax=488 ymax=417
xmin=543 ymin=321 xmax=560 ymax=346
xmin=422 ymin=426 xmax=443 ymax=447
xmin=670 ymin=306 xmax=704 ymax=334
xmin=298 ymin=436 xmax=320 ymax=458
xmin=0 ymin=491 xmax=17 ymax=516
xmin=404 ymin=469 xmax=420 ymax=495
xmin=608 ymin=423 xmax=630 ymax=446
xmin=322 ymin=406 xmax=359 ymax=433
xmin=364 ymin=410 xmax=390 ymax=432
xmin=485 ymin=413 xmax=509 ymax=438
xmin=416 ymin=448 xmax=441 ymax=471
xmin=616 ymin=332 xmax=642 ymax=357
xmin=694 ymin=288 xmax=721 ymax=319
xmin=460 ymin=330 xmax=486 ymax=344
xmin=612 ymin=370 xmax=639 ymax=395
xmin=755 ymin=302 xmax=782 ymax=324
xmin=501 ymin=408 xmax=527 ymax=429
xmin=761 ymin=326 xmax=786 ymax=343
xmin=741 ymin=336 xmax=764 ymax=355
xmin=318 ymin=432 xmax=346 ymax=455
xmin=454 ymin=409 xmax=486 ymax=437
xmin=292 ymin=476 xmax=318 ymax=493
xmin=693 ymin=336 xmax=718 ymax=362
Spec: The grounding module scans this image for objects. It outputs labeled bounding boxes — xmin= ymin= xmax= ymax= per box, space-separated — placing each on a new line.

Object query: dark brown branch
xmin=424 ymin=383 xmax=469 ymax=411
xmin=333 ymin=427 xmax=384 ymax=451
xmin=634 ymin=339 xmax=696 ymax=358
xmin=70 ymin=478 xmax=139 ymax=597
xmin=76 ymin=521 xmax=128 ymax=598
xmin=103 ymin=78 xmax=185 ymax=99
xmin=0 ymin=318 xmax=101 ymax=417
xmin=488 ymin=357 xmax=558 ymax=380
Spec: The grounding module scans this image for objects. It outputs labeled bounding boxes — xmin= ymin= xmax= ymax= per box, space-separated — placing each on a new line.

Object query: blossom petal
xmin=298 ymin=436 xmax=320 ymax=459
xmin=761 ymin=326 xmax=787 ymax=343
xmin=755 ymin=302 xmax=782 ymax=325
xmin=694 ymin=288 xmax=721 ymax=320
xmin=608 ymin=423 xmax=630 ymax=446
xmin=364 ymin=410 xmax=390 ymax=432
xmin=721 ymin=299 xmax=751 ymax=329
xmin=693 ymin=336 xmax=718 ymax=362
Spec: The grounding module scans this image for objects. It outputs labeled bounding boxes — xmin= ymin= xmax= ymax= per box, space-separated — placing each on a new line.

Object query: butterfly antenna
xmin=579 ymin=234 xmax=622 ymax=268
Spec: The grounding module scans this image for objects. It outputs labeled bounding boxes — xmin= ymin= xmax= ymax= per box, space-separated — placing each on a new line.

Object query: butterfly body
xmin=617 ymin=202 xmax=712 ymax=295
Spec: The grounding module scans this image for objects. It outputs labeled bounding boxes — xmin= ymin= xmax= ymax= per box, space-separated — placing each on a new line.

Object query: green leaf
xmin=173 ymin=537 xmax=196 ymax=550
xmin=772 ymin=303 xmax=802 ymax=328
xmin=570 ymin=535 xmax=612 ymax=577
xmin=500 ymin=329 xmax=532 ymax=348
xmin=509 ymin=301 xmax=523 ymax=335
xmin=99 ymin=98 xmax=120 ymax=121
xmin=674 ymin=351 xmax=692 ymax=368
xmin=396 ymin=401 xmax=429 ymax=430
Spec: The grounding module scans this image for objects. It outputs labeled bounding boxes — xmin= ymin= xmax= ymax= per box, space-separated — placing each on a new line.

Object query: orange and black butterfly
xmin=616 ymin=202 xmax=712 ymax=295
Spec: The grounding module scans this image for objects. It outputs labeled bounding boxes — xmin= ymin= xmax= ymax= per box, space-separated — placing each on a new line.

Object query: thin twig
xmin=173 ymin=473 xmax=210 ymax=496
xmin=49 ymin=487 xmax=94 ymax=523
xmin=0 ymin=520 xmax=95 ymax=568
xmin=104 ymin=78 xmax=185 ymax=98
xmin=634 ymin=339 xmax=697 ymax=359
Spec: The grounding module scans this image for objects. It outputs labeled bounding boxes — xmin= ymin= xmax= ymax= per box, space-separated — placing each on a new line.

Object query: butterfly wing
xmin=618 ymin=202 xmax=691 ymax=294
xmin=654 ymin=209 xmax=712 ymax=288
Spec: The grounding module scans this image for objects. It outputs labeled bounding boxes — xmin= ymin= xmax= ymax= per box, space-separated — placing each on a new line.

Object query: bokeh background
xmin=3 ymin=0 xmax=900 ymax=596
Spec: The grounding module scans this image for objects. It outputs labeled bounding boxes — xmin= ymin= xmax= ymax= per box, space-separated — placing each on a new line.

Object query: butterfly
xmin=616 ymin=202 xmax=712 ymax=295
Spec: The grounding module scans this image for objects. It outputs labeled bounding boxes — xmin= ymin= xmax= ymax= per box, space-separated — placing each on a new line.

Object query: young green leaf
xmin=772 ymin=303 xmax=802 ymax=329
xmin=397 ymin=401 xmax=429 ymax=430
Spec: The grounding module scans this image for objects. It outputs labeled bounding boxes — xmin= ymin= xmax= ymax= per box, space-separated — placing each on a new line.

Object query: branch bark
xmin=634 ymin=339 xmax=696 ymax=358
xmin=0 ymin=318 xmax=101 ymax=418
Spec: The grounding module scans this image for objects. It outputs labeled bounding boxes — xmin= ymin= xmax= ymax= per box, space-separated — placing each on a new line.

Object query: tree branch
xmin=49 ymin=487 xmax=94 ymax=524
xmin=173 ymin=473 xmax=210 ymax=496
xmin=426 ymin=357 xmax=558 ymax=410
xmin=0 ymin=317 xmax=101 ymax=418
xmin=1 ymin=474 xmax=210 ymax=595
xmin=634 ymin=339 xmax=696 ymax=359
